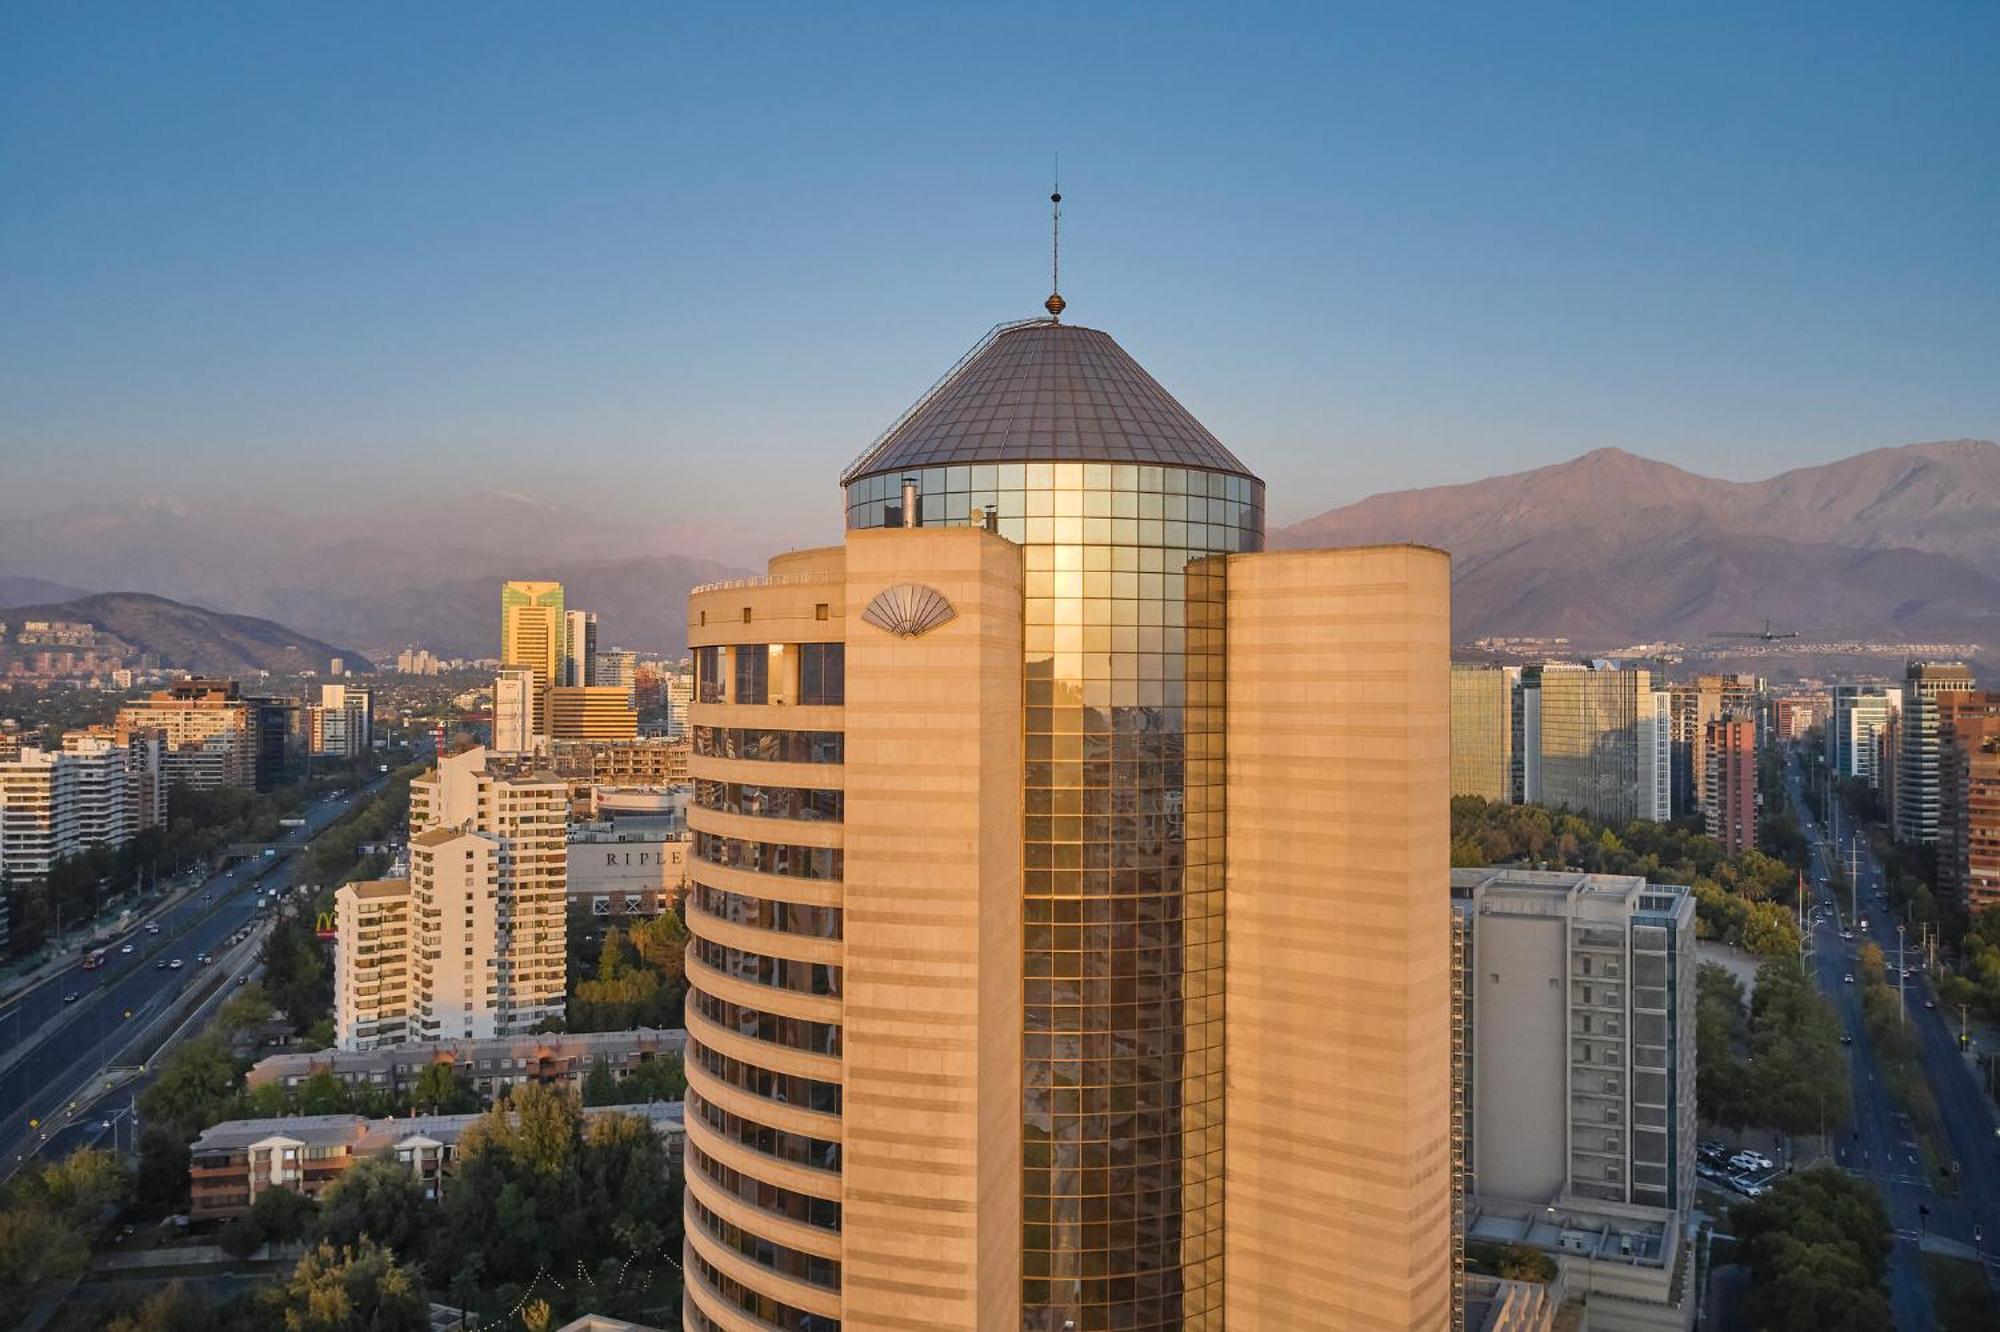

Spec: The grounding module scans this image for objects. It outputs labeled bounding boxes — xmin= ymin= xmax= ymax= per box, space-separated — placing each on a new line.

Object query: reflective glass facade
xmin=849 ymin=458 xmax=1262 ymax=1332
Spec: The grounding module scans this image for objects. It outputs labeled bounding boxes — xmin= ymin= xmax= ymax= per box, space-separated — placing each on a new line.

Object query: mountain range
xmin=0 ymin=592 xmax=369 ymax=676
xmin=0 ymin=492 xmax=750 ymax=658
xmin=2 ymin=441 xmax=1994 ymax=660
xmin=1274 ymin=439 xmax=2000 ymax=650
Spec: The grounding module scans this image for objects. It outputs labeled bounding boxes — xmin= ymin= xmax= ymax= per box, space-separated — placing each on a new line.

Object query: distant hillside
xmin=1 ymin=592 xmax=372 ymax=676
xmin=0 ymin=576 xmax=91 ymax=609
xmin=1276 ymin=439 xmax=2000 ymax=649
xmin=0 ymin=492 xmax=755 ymax=657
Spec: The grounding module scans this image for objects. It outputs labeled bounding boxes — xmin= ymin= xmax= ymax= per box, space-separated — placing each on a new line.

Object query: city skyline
xmin=4 ymin=5 xmax=1998 ymax=539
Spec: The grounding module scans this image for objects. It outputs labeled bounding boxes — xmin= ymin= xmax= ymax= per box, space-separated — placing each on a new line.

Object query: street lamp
xmin=1897 ymin=924 xmax=1907 ymax=1029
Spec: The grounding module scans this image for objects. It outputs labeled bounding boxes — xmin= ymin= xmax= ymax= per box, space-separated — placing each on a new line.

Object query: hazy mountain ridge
xmin=0 ymin=492 xmax=756 ymax=657
xmin=1 ymin=592 xmax=371 ymax=676
xmin=1276 ymin=440 xmax=2000 ymax=646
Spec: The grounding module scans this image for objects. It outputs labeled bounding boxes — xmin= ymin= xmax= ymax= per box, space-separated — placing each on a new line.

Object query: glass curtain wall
xmin=849 ymin=459 xmax=1262 ymax=1332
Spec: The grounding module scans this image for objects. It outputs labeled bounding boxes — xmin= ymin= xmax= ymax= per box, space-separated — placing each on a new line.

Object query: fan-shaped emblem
xmin=862 ymin=584 xmax=956 ymax=638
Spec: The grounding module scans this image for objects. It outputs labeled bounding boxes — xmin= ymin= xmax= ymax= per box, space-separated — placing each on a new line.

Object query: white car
xmin=168 ymin=958 xmax=184 ymax=970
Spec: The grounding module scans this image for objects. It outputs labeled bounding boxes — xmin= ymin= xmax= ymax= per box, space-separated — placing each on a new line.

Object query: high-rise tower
xmin=501 ymin=581 xmax=566 ymax=733
xmin=683 ymin=310 xmax=1452 ymax=1332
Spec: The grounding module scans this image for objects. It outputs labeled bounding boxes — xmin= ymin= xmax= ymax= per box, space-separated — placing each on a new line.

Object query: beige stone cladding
xmin=838 ymin=526 xmax=1025 ymax=1332
xmin=683 ymin=545 xmax=849 ymax=1332
xmin=1221 ymin=544 xmax=1454 ymax=1331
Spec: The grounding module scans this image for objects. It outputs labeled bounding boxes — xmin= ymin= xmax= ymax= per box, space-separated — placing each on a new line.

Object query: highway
xmin=1783 ymin=753 xmax=2000 ymax=1326
xmin=0 ymin=780 xmax=384 ymax=1172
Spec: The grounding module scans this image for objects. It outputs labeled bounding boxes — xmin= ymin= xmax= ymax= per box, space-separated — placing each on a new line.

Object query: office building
xmin=114 ymin=678 xmax=256 ymax=790
xmin=492 ymin=665 xmax=539 ymax=756
xmin=1702 ymin=717 xmax=1757 ymax=855
xmin=564 ymin=609 xmax=599 ymax=687
xmin=501 ymin=580 xmax=566 ymax=734
xmin=547 ymin=685 xmax=639 ymax=742
xmin=1453 ymin=868 xmax=1698 ymax=1331
xmin=1827 ymin=685 xmax=1899 ymax=786
xmin=1939 ymin=692 xmax=2000 ymax=912
xmin=0 ymin=736 xmax=135 ymax=881
xmin=246 ymin=694 xmax=297 ymax=789
xmin=568 ymin=823 xmax=688 ymax=933
xmin=310 ymin=682 xmax=374 ymax=758
xmin=248 ymin=1027 xmax=686 ymax=1099
xmin=682 ymin=309 xmax=1452 ymax=1332
xmin=1895 ymin=662 xmax=1978 ymax=845
xmin=332 ymin=747 xmax=567 ymax=1049
xmin=593 ymin=648 xmax=638 ymax=704
xmin=1522 ymin=664 xmax=1671 ymax=824
xmin=1451 ymin=663 xmax=1519 ymax=803
xmin=189 ymin=1101 xmax=684 ymax=1221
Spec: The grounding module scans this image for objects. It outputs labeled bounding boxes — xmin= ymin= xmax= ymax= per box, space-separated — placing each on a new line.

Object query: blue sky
xmin=2 ymin=2 xmax=1995 ymax=540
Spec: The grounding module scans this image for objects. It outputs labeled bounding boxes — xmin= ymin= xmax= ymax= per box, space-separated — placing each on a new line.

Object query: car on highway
xmin=1844 ymin=973 xmax=1855 ymax=984
xmin=145 ymin=923 xmax=161 ymax=935
xmin=1840 ymin=930 xmax=1854 ymax=941
xmin=153 ymin=960 xmax=167 ymax=970
xmin=1926 ymin=1000 xmax=1937 ymax=1010
xmin=62 ymin=992 xmax=78 ymax=1004
xmin=119 ymin=943 xmax=134 ymax=954
xmin=168 ymin=958 xmax=184 ymax=970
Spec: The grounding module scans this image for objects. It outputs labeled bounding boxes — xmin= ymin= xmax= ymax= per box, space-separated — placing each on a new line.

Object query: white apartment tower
xmin=0 ymin=737 xmax=136 ymax=881
xmin=491 ymin=666 xmax=538 ymax=756
xmin=333 ymin=746 xmax=567 ymax=1049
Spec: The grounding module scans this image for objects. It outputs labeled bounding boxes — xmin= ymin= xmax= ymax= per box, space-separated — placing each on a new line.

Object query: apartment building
xmin=310 ymin=682 xmax=374 ymax=758
xmin=332 ymin=877 xmax=413 ymax=1049
xmin=550 ymin=737 xmax=690 ymax=787
xmin=114 ymin=678 xmax=256 ymax=790
xmin=248 ymin=1027 xmax=687 ymax=1099
xmin=1895 ymin=662 xmax=1979 ymax=845
xmin=188 ymin=1100 xmax=685 ymax=1221
xmin=1939 ymin=692 xmax=2000 ymax=912
xmin=1668 ymin=674 xmax=1759 ymax=817
xmin=331 ymin=747 xmax=567 ymax=1049
xmin=0 ymin=735 xmax=135 ymax=881
xmin=1451 ymin=867 xmax=1698 ymax=1330
xmin=1772 ymin=691 xmax=1831 ymax=744
xmin=492 ymin=665 xmax=538 ymax=756
xmin=680 ymin=309 xmax=1452 ymax=1332
xmin=1701 ymin=717 xmax=1757 ymax=855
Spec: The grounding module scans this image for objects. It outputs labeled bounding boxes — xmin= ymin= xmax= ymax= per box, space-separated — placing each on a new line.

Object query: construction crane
xmin=1710 ymin=619 xmax=1800 ymax=642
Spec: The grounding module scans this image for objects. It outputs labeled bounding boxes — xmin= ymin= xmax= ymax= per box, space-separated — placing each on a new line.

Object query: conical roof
xmin=842 ymin=320 xmax=1255 ymax=484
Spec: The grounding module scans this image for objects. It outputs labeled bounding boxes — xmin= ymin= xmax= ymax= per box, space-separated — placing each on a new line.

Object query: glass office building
xmin=845 ymin=319 xmax=1262 ymax=1329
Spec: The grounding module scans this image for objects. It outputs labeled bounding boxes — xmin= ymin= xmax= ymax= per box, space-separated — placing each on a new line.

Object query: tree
xmin=410 ymin=1061 xmax=476 ymax=1115
xmin=1494 ymin=1242 xmax=1557 ymax=1283
xmin=259 ymin=1238 xmax=427 ymax=1332
xmin=1733 ymin=1165 xmax=1893 ymax=1332
xmin=313 ymin=1156 xmax=427 ymax=1258
xmin=103 ymin=1281 xmax=212 ymax=1332
xmin=14 ymin=1146 xmax=130 ymax=1228
xmin=0 ymin=1203 xmax=89 ymax=1324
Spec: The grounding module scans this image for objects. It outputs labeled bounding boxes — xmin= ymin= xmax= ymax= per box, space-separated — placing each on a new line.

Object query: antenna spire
xmin=1045 ymin=155 xmax=1065 ymax=321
